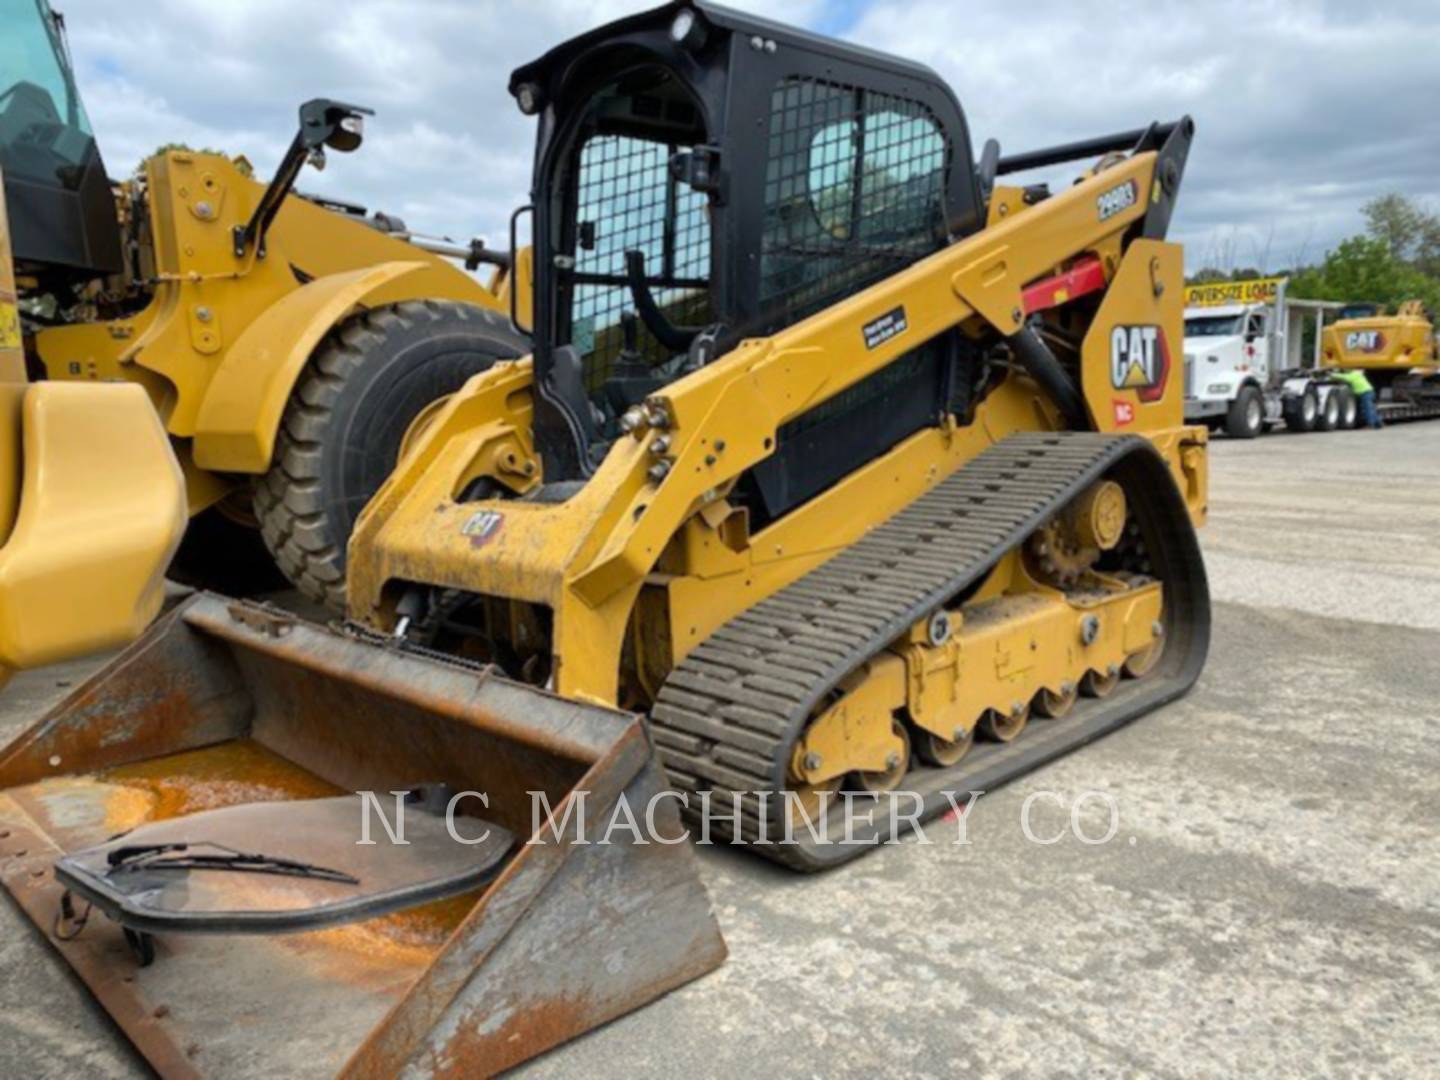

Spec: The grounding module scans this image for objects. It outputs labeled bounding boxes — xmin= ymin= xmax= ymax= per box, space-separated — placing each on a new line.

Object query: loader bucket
xmin=0 ymin=593 xmax=726 ymax=1078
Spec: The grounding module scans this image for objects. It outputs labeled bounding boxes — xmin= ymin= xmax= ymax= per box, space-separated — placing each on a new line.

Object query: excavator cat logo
xmin=461 ymin=509 xmax=505 ymax=548
xmin=1109 ymin=324 xmax=1170 ymax=403
xmin=1344 ymin=330 xmax=1385 ymax=353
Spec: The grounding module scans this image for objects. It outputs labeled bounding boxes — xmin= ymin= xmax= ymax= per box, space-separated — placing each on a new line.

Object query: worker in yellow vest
xmin=1331 ymin=368 xmax=1382 ymax=429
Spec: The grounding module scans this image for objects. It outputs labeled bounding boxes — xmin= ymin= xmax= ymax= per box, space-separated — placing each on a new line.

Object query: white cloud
xmin=51 ymin=0 xmax=1440 ymax=270
xmin=849 ymin=0 xmax=1440 ymax=271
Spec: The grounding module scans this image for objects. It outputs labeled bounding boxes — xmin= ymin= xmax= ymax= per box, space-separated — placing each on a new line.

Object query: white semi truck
xmin=1183 ymin=277 xmax=1354 ymax=437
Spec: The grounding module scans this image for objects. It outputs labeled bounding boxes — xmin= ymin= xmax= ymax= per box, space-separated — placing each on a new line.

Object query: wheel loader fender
xmin=0 ymin=383 xmax=186 ymax=680
xmin=191 ymin=260 xmax=437 ymax=475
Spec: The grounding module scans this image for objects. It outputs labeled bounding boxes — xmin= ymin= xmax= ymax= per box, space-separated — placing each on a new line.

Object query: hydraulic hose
xmin=1008 ymin=326 xmax=1091 ymax=431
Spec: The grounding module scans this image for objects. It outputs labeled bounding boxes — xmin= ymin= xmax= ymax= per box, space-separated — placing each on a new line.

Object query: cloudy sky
xmin=50 ymin=0 xmax=1440 ymax=273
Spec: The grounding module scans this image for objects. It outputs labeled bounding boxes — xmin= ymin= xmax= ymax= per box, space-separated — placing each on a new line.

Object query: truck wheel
xmin=1316 ymin=388 xmax=1341 ymax=431
xmin=1225 ymin=386 xmax=1264 ymax=438
xmin=255 ymin=300 xmax=529 ymax=611
xmin=1285 ymin=387 xmax=1319 ymax=433
xmin=1338 ymin=388 xmax=1358 ymax=429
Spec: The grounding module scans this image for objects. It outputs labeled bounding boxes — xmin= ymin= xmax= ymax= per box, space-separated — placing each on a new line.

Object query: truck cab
xmin=1184 ymin=303 xmax=1270 ymax=424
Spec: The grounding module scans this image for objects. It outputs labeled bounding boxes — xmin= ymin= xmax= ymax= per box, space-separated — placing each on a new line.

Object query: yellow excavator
xmin=6 ymin=0 xmax=531 ymax=609
xmin=1321 ymin=299 xmax=1440 ymax=420
xmin=0 ymin=3 xmax=1211 ymax=1074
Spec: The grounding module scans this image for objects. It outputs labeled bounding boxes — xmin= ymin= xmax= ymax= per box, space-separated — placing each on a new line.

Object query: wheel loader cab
xmin=516 ymin=0 xmax=984 ymax=506
xmin=0 ymin=0 xmax=122 ymax=285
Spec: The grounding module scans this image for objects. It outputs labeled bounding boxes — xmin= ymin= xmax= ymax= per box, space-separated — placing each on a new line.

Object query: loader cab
xmin=0 ymin=0 xmax=122 ymax=284
xmin=511 ymin=1 xmax=983 ymax=484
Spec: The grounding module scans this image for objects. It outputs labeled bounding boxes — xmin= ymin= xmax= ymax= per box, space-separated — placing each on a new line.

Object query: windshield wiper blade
xmin=107 ymin=842 xmax=187 ymax=867
xmin=105 ymin=842 xmax=359 ymax=885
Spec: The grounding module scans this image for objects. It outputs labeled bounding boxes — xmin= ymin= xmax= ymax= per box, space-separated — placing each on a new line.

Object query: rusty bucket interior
xmin=0 ymin=593 xmax=725 ymax=1079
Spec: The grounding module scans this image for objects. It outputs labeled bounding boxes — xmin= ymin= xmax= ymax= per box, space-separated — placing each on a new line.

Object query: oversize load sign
xmin=1183 ymin=277 xmax=1284 ymax=308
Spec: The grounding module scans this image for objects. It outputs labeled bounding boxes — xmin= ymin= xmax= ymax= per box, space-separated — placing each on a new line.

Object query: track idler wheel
xmin=852 ymin=721 xmax=911 ymax=794
xmin=1081 ymin=665 xmax=1121 ymax=698
xmin=1123 ymin=625 xmax=1167 ymax=679
xmin=914 ymin=724 xmax=974 ymax=767
xmin=978 ymin=702 xmax=1030 ymax=742
xmin=1034 ymin=682 xmax=1079 ymax=719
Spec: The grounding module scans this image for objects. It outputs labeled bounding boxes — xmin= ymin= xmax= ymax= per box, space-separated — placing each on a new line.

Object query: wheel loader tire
xmin=169 ymin=505 xmax=291 ymax=596
xmin=1224 ymin=385 xmax=1264 ymax=439
xmin=255 ymin=300 xmax=528 ymax=611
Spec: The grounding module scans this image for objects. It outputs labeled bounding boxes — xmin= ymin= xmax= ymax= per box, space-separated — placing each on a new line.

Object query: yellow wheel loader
xmin=5 ymin=0 xmax=532 ymax=610
xmin=0 ymin=3 xmax=1211 ymax=1075
xmin=1321 ymin=299 xmax=1440 ymax=420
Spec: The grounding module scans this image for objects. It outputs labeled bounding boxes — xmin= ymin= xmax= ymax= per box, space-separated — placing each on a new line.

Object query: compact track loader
xmin=0 ymin=3 xmax=1211 ymax=1074
xmin=347 ymin=1 xmax=1212 ymax=867
xmin=4 ymin=0 xmax=532 ymax=609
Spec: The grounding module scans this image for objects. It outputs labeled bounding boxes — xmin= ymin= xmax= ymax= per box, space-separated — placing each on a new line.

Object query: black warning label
xmin=862 ymin=306 xmax=909 ymax=350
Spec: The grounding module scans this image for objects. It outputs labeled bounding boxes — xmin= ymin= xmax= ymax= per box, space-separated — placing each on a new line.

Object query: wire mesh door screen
xmin=759 ymin=77 xmax=949 ymax=326
xmin=569 ymin=134 xmax=713 ymax=394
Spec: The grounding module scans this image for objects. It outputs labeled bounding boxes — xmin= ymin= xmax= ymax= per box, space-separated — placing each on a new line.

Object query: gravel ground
xmin=1 ymin=422 xmax=1437 ymax=1078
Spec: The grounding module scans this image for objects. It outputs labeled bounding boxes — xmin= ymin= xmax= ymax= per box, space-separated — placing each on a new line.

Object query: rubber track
xmin=650 ymin=431 xmax=1210 ymax=870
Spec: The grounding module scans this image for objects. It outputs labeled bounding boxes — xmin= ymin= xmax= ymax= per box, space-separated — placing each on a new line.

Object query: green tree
xmin=1288 ymin=234 xmax=1440 ymax=314
xmin=1362 ymin=193 xmax=1440 ymax=277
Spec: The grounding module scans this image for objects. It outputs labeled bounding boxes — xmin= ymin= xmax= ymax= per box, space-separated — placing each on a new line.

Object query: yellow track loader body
xmin=0 ymin=164 xmax=185 ymax=687
xmin=343 ymin=0 xmax=1211 ymax=872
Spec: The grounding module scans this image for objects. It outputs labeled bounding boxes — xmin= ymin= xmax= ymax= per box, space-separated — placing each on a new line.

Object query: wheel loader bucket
xmin=0 ymin=593 xmax=726 ymax=1078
